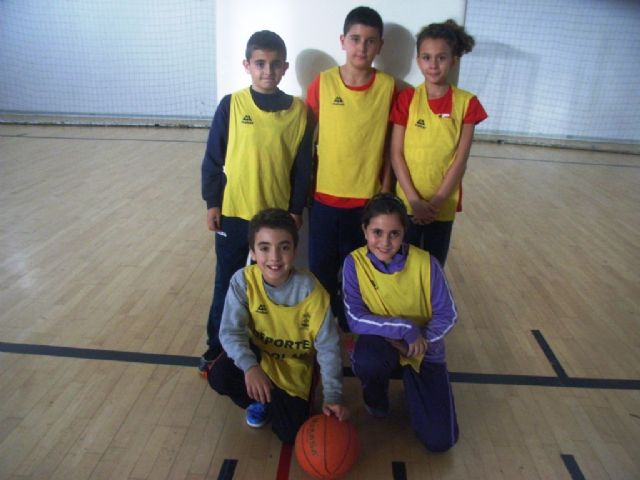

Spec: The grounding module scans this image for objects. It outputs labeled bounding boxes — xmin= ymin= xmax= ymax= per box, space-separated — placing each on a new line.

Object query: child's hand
xmin=386 ymin=338 xmax=409 ymax=356
xmin=245 ymin=365 xmax=273 ymax=403
xmin=423 ymin=198 xmax=442 ymax=223
xmin=406 ymin=336 xmax=428 ymax=358
xmin=322 ymin=403 xmax=350 ymax=421
xmin=410 ymin=199 xmax=435 ymax=225
xmin=207 ymin=207 xmax=221 ymax=231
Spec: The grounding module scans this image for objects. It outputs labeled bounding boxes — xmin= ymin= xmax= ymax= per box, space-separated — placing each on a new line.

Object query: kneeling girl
xmin=342 ymin=193 xmax=458 ymax=452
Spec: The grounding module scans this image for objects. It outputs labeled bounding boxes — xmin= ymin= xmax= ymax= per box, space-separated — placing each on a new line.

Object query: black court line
xmin=1 ymin=342 xmax=639 ymax=391
xmin=0 ymin=133 xmax=204 ymax=144
xmin=392 ymin=461 xmax=408 ymax=480
xmin=531 ymin=330 xmax=568 ymax=379
xmin=2 ymin=132 xmax=637 ymax=167
xmin=561 ymin=455 xmax=586 ymax=480
xmin=0 ymin=342 xmax=197 ymax=367
xmin=342 ymin=367 xmax=640 ymax=390
xmin=217 ymin=458 xmax=238 ymax=480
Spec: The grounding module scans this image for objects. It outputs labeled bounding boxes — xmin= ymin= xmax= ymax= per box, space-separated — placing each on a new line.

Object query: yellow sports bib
xmin=397 ymin=85 xmax=473 ymax=221
xmin=316 ymin=67 xmax=395 ymax=198
xmin=245 ymin=265 xmax=330 ymax=399
xmin=351 ymin=245 xmax=431 ymax=371
xmin=222 ymin=88 xmax=307 ymax=220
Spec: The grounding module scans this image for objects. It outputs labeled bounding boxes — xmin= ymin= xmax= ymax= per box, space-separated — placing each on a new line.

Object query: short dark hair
xmin=245 ymin=30 xmax=287 ymax=60
xmin=362 ymin=193 xmax=410 ymax=231
xmin=248 ymin=208 xmax=298 ymax=249
xmin=343 ymin=6 xmax=384 ymax=37
xmin=416 ymin=19 xmax=475 ymax=57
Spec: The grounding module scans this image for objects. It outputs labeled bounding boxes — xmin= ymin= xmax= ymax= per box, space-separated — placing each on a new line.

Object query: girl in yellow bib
xmin=390 ymin=20 xmax=487 ymax=265
xmin=343 ymin=193 xmax=459 ymax=452
xmin=207 ymin=209 xmax=348 ymax=445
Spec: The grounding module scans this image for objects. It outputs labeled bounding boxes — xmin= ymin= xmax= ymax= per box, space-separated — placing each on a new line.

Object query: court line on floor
xmin=0 ymin=133 xmax=204 ymax=144
xmin=392 ymin=461 xmax=408 ymax=480
xmin=561 ymin=454 xmax=586 ymax=480
xmin=0 ymin=342 xmax=195 ymax=366
xmin=531 ymin=329 xmax=568 ymax=379
xmin=471 ymin=153 xmax=640 ymax=169
xmin=217 ymin=459 xmax=238 ymax=480
xmin=1 ymin=133 xmax=637 ymax=168
xmin=1 ymin=341 xmax=638 ymax=390
xmin=275 ymin=444 xmax=293 ymax=480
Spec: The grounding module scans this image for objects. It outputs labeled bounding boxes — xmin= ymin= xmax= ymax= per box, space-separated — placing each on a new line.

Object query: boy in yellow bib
xmin=207 ymin=209 xmax=348 ymax=444
xmin=391 ymin=20 xmax=487 ymax=265
xmin=199 ymin=31 xmax=314 ymax=373
xmin=306 ymin=6 xmax=396 ymax=331
xmin=343 ymin=194 xmax=459 ymax=452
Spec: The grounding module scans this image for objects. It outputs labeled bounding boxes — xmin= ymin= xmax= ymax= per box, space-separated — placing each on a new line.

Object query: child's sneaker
xmin=364 ymin=402 xmax=389 ymax=418
xmin=197 ymin=347 xmax=222 ymax=378
xmin=246 ymin=402 xmax=270 ymax=428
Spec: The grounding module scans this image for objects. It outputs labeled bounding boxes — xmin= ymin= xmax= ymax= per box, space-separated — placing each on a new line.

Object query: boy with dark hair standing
xmin=207 ymin=209 xmax=348 ymax=444
xmin=306 ymin=6 xmax=396 ymax=330
xmin=200 ymin=31 xmax=314 ymax=372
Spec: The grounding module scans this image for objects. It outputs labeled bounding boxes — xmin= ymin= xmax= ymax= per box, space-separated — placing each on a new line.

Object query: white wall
xmin=215 ymin=0 xmax=465 ymax=100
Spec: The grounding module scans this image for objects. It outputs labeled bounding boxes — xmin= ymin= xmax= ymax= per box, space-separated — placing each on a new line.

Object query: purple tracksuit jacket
xmin=342 ymin=244 xmax=457 ymax=363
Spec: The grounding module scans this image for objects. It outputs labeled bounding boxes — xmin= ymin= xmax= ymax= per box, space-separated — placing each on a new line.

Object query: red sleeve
xmin=463 ymin=96 xmax=488 ymax=124
xmin=390 ymin=84 xmax=399 ymax=113
xmin=305 ymin=75 xmax=321 ymax=120
xmin=389 ymin=87 xmax=415 ymax=127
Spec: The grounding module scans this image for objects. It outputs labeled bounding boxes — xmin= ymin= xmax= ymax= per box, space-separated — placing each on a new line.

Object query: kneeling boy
xmin=207 ymin=209 xmax=348 ymax=444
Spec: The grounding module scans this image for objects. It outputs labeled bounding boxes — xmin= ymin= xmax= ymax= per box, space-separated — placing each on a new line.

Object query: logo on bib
xmin=332 ymin=96 xmax=344 ymax=106
xmin=256 ymin=304 xmax=268 ymax=314
xmin=300 ymin=313 xmax=310 ymax=329
xmin=415 ymin=119 xmax=426 ymax=129
xmin=242 ymin=114 xmax=254 ymax=124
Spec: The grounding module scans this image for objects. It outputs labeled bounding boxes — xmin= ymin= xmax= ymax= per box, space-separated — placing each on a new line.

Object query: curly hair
xmin=416 ymin=19 xmax=475 ymax=57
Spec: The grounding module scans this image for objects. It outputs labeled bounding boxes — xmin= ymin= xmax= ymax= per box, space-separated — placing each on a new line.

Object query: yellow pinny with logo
xmin=316 ymin=67 xmax=395 ymax=199
xmin=222 ymin=88 xmax=307 ymax=221
xmin=398 ymin=84 xmax=474 ymax=221
xmin=244 ymin=265 xmax=330 ymax=400
xmin=351 ymin=245 xmax=432 ymax=372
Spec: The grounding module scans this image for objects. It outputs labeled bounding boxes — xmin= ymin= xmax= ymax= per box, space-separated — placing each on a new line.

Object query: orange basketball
xmin=294 ymin=414 xmax=359 ymax=480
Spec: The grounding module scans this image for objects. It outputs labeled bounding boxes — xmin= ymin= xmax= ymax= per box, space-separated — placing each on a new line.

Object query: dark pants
xmin=406 ymin=220 xmax=454 ymax=266
xmin=208 ymin=352 xmax=310 ymax=444
xmin=206 ymin=216 xmax=249 ymax=351
xmin=351 ymin=335 xmax=459 ymax=452
xmin=309 ymin=201 xmax=365 ymax=330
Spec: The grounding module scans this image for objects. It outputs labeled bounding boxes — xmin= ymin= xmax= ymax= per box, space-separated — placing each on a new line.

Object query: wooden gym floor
xmin=0 ymin=124 xmax=638 ymax=479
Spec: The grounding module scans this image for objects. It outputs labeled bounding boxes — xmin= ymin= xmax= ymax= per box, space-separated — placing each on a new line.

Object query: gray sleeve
xmin=219 ymin=270 xmax=259 ymax=373
xmin=314 ymin=308 xmax=343 ymax=405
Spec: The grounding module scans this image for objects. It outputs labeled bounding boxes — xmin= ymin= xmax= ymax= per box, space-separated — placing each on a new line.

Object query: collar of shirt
xmin=365 ymin=243 xmax=409 ymax=274
xmin=249 ymin=87 xmax=291 ymax=112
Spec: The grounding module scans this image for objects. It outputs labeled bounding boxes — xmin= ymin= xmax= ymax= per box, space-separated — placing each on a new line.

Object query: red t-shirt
xmin=390 ymin=86 xmax=487 ymax=127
